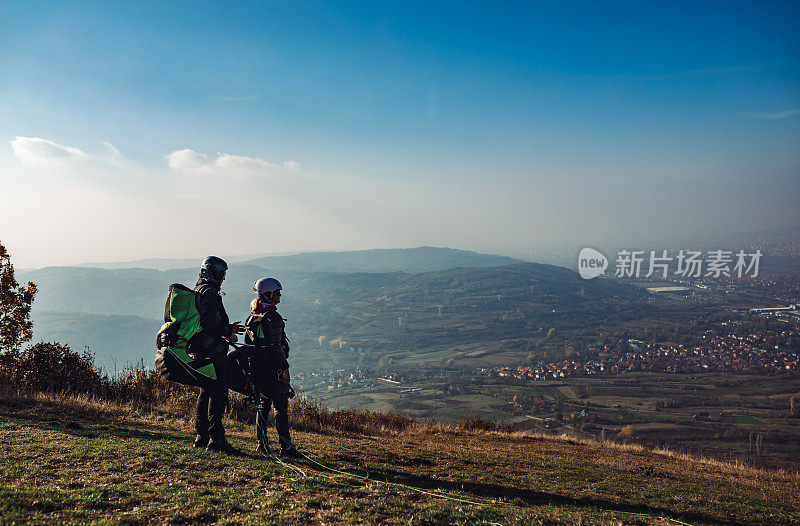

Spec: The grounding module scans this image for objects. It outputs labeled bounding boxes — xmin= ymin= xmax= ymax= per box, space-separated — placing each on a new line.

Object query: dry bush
xmin=0 ymin=343 xmax=200 ymax=418
xmin=105 ymin=360 xmax=199 ymax=416
xmin=289 ymin=397 xmax=414 ymax=435
xmin=455 ymin=417 xmax=510 ymax=433
xmin=618 ymin=424 xmax=637 ymax=440
xmin=0 ymin=342 xmax=101 ymax=394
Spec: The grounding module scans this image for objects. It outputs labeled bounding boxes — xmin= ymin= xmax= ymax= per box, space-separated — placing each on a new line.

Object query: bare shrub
xmin=618 ymin=424 xmax=637 ymax=440
xmin=1 ymin=342 xmax=101 ymax=394
xmin=105 ymin=359 xmax=199 ymax=415
xmin=455 ymin=417 xmax=511 ymax=433
xmin=289 ymin=397 xmax=414 ymax=435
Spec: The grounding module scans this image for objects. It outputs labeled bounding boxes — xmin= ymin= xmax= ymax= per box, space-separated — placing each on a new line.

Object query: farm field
xmin=314 ymin=371 xmax=800 ymax=468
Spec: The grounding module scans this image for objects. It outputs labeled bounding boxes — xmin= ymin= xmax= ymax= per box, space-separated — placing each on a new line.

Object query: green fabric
xmin=159 ymin=284 xmax=217 ymax=381
xmin=168 ymin=285 xmax=203 ymax=344
xmin=166 ymin=346 xmax=217 ymax=381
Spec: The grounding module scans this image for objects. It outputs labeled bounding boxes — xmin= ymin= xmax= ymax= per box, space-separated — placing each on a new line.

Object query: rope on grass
xmin=277 ymin=432 xmax=492 ymax=507
xmin=272 ymin=431 xmax=699 ymax=526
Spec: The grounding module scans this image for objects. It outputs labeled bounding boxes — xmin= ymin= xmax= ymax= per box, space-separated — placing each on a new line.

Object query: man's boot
xmin=207 ymin=436 xmax=242 ymax=455
xmin=193 ymin=434 xmax=209 ymax=448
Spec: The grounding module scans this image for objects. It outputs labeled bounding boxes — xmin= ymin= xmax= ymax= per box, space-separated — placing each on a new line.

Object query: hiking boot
xmin=206 ymin=436 xmax=242 ymax=456
xmin=280 ymin=446 xmax=302 ymax=459
xmin=193 ymin=434 xmax=209 ymax=448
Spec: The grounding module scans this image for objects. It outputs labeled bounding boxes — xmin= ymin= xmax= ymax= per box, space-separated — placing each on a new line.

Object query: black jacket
xmin=246 ymin=309 xmax=290 ymax=371
xmin=192 ymin=278 xmax=232 ymax=350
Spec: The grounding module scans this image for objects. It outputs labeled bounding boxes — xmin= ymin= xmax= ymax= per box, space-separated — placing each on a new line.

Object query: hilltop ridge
xmin=65 ymin=246 xmax=522 ymax=273
xmin=244 ymin=246 xmax=521 ymax=274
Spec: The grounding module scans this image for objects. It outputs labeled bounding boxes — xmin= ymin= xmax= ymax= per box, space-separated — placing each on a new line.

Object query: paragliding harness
xmin=154 ymin=283 xmax=261 ymax=395
xmin=244 ymin=311 xmax=273 ymax=346
xmin=154 ymin=284 xmax=218 ymax=386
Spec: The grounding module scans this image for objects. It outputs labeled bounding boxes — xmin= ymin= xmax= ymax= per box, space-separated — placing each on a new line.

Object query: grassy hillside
xmin=1 ymin=393 xmax=797 ymax=525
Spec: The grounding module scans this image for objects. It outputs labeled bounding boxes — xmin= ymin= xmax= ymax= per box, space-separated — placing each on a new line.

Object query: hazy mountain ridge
xmin=244 ymin=246 xmax=521 ymax=273
xmin=74 ymin=252 xmax=297 ymax=271
xmin=21 ymin=248 xmax=645 ymax=371
xmin=65 ymin=246 xmax=522 ymax=273
xmin=17 ymin=247 xmax=525 ymax=320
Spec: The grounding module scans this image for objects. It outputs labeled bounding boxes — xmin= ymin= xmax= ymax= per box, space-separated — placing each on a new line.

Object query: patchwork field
xmin=314 ymin=371 xmax=800 ymax=468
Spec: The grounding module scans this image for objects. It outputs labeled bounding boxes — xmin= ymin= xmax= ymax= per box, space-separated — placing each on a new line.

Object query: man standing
xmin=191 ymin=256 xmax=243 ymax=454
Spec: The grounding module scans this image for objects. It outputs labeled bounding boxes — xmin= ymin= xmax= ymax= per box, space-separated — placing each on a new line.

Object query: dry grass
xmin=3 ymin=387 xmax=799 ymax=524
xmin=499 ymin=428 xmax=800 ymax=492
xmin=289 ymin=397 xmax=414 ymax=435
xmin=6 ymin=383 xmax=796 ymax=491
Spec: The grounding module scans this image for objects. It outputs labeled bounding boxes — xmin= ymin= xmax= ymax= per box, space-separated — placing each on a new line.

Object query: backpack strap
xmin=244 ymin=314 xmax=266 ymax=344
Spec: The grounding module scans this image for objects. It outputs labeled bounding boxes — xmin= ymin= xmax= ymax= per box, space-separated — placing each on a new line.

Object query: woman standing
xmin=245 ymin=277 xmax=300 ymax=457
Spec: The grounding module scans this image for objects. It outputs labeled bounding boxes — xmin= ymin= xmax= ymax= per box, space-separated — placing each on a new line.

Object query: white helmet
xmin=254 ymin=277 xmax=282 ymax=296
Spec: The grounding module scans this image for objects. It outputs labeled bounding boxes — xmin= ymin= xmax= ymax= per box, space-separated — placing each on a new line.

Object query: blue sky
xmin=1 ymin=1 xmax=798 ymax=267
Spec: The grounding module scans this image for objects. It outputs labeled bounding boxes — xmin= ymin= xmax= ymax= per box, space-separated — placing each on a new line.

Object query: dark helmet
xmin=254 ymin=277 xmax=282 ymax=296
xmin=200 ymin=256 xmax=228 ymax=283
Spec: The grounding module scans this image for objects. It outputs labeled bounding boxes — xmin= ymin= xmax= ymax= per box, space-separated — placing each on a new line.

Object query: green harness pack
xmin=154 ymin=283 xmax=218 ymax=385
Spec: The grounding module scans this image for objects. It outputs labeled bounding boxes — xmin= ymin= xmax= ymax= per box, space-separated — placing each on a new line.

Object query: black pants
xmin=195 ymin=346 xmax=230 ymax=439
xmin=264 ymin=378 xmax=292 ymax=450
xmin=253 ymin=363 xmax=292 ymax=450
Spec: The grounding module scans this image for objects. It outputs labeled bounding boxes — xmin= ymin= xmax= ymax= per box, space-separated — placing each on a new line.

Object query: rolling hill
xmin=20 ymin=248 xmax=646 ymax=372
xmin=71 ymin=246 xmax=522 ymax=273
xmin=243 ymin=246 xmax=521 ymax=273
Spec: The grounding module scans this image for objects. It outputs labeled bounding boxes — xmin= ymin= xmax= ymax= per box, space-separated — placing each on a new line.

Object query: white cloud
xmin=103 ymin=141 xmax=122 ymax=157
xmin=167 ymin=148 xmax=210 ymax=171
xmin=166 ymin=148 xmax=299 ymax=177
xmin=753 ymin=110 xmax=800 ymax=120
xmin=11 ymin=136 xmax=89 ymax=166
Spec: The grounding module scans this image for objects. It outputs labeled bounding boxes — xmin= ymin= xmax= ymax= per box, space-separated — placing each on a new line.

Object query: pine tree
xmin=0 ymin=241 xmax=37 ymax=352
